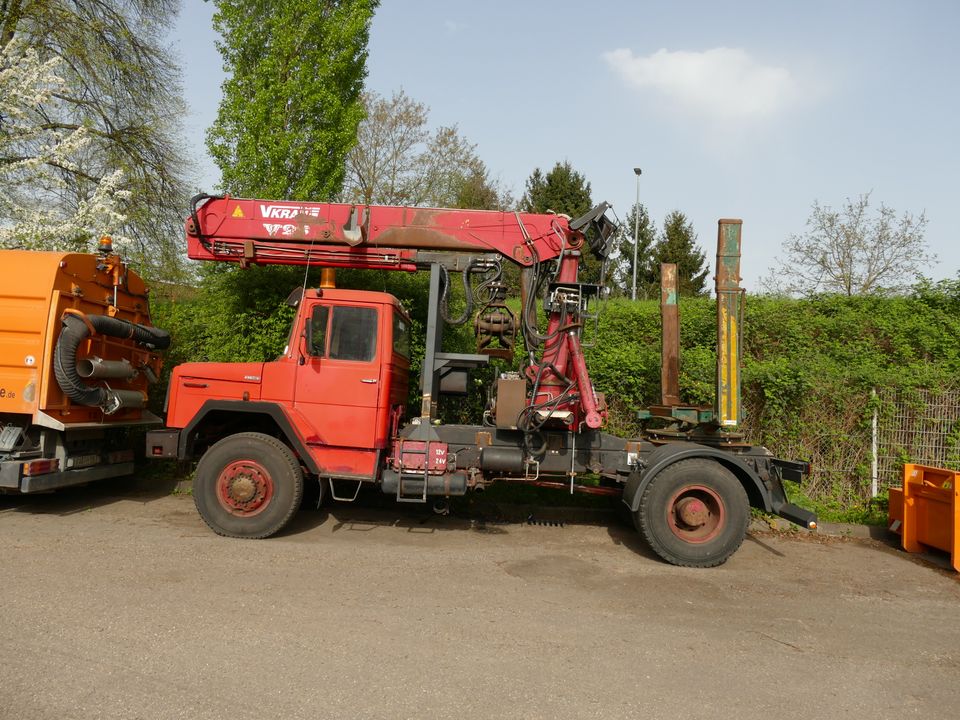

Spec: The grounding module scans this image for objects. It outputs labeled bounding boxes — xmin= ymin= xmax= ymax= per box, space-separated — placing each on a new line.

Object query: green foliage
xmin=784 ymin=484 xmax=889 ymax=526
xmin=579 ymin=288 xmax=960 ymax=508
xmin=648 ymin=211 xmax=709 ymax=297
xmin=609 ymin=203 xmax=657 ymax=298
xmin=521 ymin=160 xmax=605 ymax=284
xmin=151 ymin=265 xmax=299 ymax=369
xmin=912 ymin=273 xmax=960 ymax=314
xmin=521 ymin=161 xmax=592 ymax=218
xmin=208 ymin=0 xmax=377 ymax=200
xmin=583 ymin=299 xmax=659 ymax=411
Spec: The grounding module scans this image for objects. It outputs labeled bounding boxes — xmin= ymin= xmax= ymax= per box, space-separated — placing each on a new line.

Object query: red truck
xmin=146 ymin=194 xmax=816 ymax=567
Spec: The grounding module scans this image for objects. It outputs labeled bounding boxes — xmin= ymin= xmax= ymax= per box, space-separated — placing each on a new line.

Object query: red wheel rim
xmin=216 ymin=459 xmax=274 ymax=517
xmin=665 ymin=484 xmax=725 ymax=543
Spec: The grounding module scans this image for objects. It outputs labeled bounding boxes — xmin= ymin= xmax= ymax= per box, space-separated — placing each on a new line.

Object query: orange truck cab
xmin=156 ymin=288 xmax=410 ymax=485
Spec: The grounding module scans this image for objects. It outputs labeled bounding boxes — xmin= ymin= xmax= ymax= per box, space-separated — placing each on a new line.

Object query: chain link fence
xmin=742 ymin=393 xmax=873 ymax=506
xmin=875 ymin=387 xmax=960 ymax=493
xmin=741 ymin=386 xmax=960 ymax=504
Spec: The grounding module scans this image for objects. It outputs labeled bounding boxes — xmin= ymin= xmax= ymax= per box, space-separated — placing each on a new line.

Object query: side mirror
xmin=286 ymin=287 xmax=305 ymax=307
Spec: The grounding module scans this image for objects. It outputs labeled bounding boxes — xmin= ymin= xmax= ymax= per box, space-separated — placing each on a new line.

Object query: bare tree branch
xmin=763 ymin=192 xmax=933 ymax=296
xmin=343 ymin=89 xmax=510 ymax=210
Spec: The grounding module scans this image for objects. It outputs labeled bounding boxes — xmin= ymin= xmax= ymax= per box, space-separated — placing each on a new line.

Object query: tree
xmin=521 ymin=161 xmax=603 ymax=282
xmin=342 ymin=89 xmax=510 ymax=209
xmin=765 ymin=193 xmax=933 ymax=296
xmin=0 ymin=41 xmax=129 ymax=249
xmin=452 ymin=162 xmax=514 ymax=211
xmin=344 ymin=90 xmax=428 ymax=205
xmin=521 ymin=161 xmax=592 ymax=218
xmin=208 ymin=0 xmax=378 ymax=201
xmin=649 ymin=211 xmax=709 ymax=297
xmin=609 ymin=202 xmax=656 ymax=298
xmin=0 ymin=0 xmax=189 ymax=278
xmin=199 ymin=0 xmax=377 ymax=365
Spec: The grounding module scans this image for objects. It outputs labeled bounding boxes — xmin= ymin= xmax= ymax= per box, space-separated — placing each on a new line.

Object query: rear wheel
xmin=635 ymin=458 xmax=749 ymax=567
xmin=194 ymin=432 xmax=303 ymax=538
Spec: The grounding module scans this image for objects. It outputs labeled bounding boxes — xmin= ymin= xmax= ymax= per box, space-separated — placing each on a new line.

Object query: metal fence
xmin=741 ymin=386 xmax=960 ymax=503
xmin=874 ymin=387 xmax=960 ymax=494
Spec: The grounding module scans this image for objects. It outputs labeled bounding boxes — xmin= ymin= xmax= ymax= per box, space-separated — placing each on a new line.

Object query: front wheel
xmin=635 ymin=458 xmax=749 ymax=568
xmin=194 ymin=432 xmax=304 ymax=539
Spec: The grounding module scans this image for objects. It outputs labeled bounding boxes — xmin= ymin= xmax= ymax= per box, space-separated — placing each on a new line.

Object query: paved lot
xmin=1 ymin=478 xmax=958 ymax=720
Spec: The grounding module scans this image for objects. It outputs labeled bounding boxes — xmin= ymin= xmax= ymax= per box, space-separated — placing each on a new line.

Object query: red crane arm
xmin=186 ymin=196 xmax=588 ymax=270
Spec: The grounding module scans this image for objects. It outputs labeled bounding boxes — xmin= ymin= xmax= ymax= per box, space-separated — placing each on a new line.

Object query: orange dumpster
xmin=893 ymin=464 xmax=960 ymax=572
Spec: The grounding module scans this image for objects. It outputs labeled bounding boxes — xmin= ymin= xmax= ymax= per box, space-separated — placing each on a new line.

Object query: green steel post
xmin=715 ymin=220 xmax=743 ymax=427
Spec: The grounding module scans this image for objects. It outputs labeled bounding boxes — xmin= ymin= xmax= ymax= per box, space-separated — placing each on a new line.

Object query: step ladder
xmin=396 ymin=440 xmax=431 ymax=504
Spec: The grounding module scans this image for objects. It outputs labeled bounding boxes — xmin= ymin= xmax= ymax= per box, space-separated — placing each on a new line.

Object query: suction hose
xmin=54 ymin=313 xmax=170 ymax=414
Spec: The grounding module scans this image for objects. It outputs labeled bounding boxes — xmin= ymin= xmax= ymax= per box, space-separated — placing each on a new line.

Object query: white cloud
xmin=603 ymin=47 xmax=800 ymax=122
xmin=444 ymin=20 xmax=464 ymax=34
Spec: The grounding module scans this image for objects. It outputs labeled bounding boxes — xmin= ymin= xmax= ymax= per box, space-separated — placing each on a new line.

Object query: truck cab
xmin=161 ymin=289 xmax=410 ymax=483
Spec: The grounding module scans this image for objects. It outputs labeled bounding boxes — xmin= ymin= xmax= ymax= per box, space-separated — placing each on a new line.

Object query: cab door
xmin=294 ymin=302 xmax=383 ymax=451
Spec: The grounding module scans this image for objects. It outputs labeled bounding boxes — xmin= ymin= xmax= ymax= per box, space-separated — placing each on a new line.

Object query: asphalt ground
xmin=1 ymin=477 xmax=958 ymax=720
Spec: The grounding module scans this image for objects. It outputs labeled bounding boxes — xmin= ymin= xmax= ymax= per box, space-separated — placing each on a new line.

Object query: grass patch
xmin=785 ymin=482 xmax=889 ymax=525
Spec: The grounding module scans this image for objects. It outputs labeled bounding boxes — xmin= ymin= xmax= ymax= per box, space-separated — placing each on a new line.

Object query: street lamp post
xmin=631 ymin=167 xmax=642 ymax=301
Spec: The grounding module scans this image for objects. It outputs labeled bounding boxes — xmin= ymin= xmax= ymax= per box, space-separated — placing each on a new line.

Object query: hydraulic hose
xmin=189 ymin=192 xmax=227 ymax=248
xmin=438 ymin=264 xmax=473 ymax=326
xmin=439 ymin=259 xmax=496 ymax=326
xmin=53 ymin=313 xmax=170 ymax=414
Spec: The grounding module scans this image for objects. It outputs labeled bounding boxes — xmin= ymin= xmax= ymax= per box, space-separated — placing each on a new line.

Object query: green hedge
xmin=583 ymin=287 xmax=960 ymax=513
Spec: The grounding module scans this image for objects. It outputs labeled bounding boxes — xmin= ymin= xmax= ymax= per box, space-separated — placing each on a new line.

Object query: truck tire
xmin=193 ymin=432 xmax=304 ymax=539
xmin=635 ymin=458 xmax=749 ymax=568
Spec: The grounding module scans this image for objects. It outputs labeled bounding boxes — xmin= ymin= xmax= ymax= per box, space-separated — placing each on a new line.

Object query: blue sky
xmin=174 ymin=1 xmax=958 ymax=289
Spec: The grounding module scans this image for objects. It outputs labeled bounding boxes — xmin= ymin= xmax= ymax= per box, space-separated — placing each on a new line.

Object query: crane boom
xmin=186 ymin=194 xmax=615 ymax=271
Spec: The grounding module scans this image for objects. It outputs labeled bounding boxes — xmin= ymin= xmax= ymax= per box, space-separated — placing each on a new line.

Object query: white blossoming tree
xmin=0 ymin=41 xmax=130 ymax=251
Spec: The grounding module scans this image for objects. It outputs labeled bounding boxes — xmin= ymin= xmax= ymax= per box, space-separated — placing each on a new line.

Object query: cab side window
xmin=329 ymin=306 xmax=378 ymax=362
xmin=309 ymin=306 xmax=329 ymax=356
xmin=392 ymin=312 xmax=411 ymax=359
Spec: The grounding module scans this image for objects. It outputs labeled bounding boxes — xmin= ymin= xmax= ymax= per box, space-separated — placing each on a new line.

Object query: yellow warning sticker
xmin=232 ymin=205 xmax=244 ymax=218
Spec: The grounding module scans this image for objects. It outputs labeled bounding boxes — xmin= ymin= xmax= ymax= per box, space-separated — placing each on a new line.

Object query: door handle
xmin=361 ymin=378 xmax=378 ymax=384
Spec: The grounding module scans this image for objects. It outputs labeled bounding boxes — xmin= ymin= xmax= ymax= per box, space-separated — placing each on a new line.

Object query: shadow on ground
xmin=0 ymin=468 xmax=181 ymax=517
xmin=281 ymin=482 xmax=632 ymax=542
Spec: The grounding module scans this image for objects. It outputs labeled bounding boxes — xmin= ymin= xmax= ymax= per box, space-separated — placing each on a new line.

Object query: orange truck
xmin=0 ymin=241 xmax=168 ymax=493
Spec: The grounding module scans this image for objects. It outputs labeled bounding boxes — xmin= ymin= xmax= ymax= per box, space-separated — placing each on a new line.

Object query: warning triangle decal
xmin=232 ymin=205 xmax=244 ymax=218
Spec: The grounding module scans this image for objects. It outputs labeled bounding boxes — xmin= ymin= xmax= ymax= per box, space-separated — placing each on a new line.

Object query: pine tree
xmin=610 ymin=203 xmax=657 ymax=298
xmin=521 ymin=161 xmax=592 ymax=217
xmin=649 ymin=211 xmax=709 ymax=297
xmin=521 ymin=161 xmax=602 ymax=282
